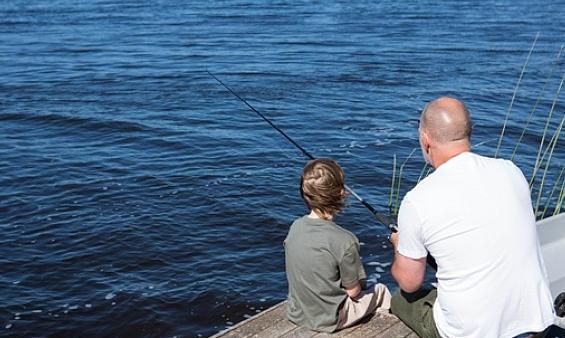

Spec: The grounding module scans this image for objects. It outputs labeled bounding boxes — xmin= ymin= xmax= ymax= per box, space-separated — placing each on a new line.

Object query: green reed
xmin=543 ymin=167 xmax=564 ymax=218
xmin=555 ymin=175 xmax=565 ymax=215
xmin=389 ymin=154 xmax=397 ymax=214
xmin=511 ymin=46 xmax=563 ymax=161
xmin=494 ymin=33 xmax=538 ymax=158
xmin=395 ymin=149 xmax=417 ymax=214
xmin=530 ymin=74 xmax=564 ymax=189
xmin=389 ymin=40 xmax=564 ymax=220
xmin=534 ymin=113 xmax=564 ymax=216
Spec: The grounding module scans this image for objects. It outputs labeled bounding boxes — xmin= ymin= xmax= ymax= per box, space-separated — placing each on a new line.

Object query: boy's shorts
xmin=337 ymin=283 xmax=392 ymax=330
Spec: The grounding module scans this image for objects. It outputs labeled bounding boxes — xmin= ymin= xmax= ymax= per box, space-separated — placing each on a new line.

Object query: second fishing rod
xmin=207 ymin=70 xmax=397 ymax=233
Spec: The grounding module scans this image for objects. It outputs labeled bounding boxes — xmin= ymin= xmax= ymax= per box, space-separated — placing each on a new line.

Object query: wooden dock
xmin=210 ymin=301 xmax=416 ymax=338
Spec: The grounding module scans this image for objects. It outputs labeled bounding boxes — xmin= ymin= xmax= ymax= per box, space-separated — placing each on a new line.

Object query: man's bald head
xmin=420 ymin=97 xmax=472 ymax=144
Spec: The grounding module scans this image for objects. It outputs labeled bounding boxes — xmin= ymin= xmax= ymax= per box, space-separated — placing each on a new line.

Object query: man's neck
xmin=431 ymin=142 xmax=471 ymax=168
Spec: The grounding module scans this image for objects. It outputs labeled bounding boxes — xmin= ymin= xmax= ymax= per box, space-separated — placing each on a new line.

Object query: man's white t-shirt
xmin=398 ymin=152 xmax=554 ymax=338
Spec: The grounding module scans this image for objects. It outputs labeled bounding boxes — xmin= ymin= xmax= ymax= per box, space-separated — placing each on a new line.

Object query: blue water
xmin=1 ymin=1 xmax=563 ymax=337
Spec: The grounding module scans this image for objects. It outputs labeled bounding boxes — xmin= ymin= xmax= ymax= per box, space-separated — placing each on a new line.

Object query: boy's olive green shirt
xmin=284 ymin=215 xmax=366 ymax=332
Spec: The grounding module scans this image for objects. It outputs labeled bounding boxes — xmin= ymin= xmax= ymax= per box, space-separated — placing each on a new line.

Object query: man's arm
xmin=390 ymin=232 xmax=427 ymax=293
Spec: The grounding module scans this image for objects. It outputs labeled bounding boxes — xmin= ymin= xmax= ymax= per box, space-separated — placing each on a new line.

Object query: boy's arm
xmin=344 ymin=282 xmax=361 ymax=299
xmin=340 ymin=242 xmax=367 ymax=299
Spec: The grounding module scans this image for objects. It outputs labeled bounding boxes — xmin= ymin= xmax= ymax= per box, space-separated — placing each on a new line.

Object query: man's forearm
xmin=390 ymin=235 xmax=426 ymax=293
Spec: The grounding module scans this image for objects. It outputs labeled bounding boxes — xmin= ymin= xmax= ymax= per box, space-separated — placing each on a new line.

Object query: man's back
xmin=398 ymin=152 xmax=555 ymax=337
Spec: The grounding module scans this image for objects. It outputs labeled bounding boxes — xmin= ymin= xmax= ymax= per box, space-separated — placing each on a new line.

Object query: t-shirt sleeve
xmin=339 ymin=241 xmax=367 ymax=289
xmin=397 ymin=197 xmax=427 ymax=259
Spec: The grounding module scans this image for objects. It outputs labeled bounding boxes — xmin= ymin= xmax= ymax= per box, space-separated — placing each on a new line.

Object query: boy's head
xmin=300 ymin=158 xmax=346 ymax=218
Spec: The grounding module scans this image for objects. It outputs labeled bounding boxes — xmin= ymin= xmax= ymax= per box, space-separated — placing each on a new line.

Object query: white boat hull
xmin=538 ymin=212 xmax=565 ymax=300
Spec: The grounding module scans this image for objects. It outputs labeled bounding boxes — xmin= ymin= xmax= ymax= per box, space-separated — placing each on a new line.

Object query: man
xmin=389 ymin=97 xmax=555 ymax=338
xmin=285 ymin=158 xmax=391 ymax=332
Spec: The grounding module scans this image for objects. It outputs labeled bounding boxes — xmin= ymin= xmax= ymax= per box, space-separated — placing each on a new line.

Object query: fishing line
xmin=207 ymin=70 xmax=397 ymax=232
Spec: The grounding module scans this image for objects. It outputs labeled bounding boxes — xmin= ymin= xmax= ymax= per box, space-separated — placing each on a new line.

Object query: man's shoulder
xmin=463 ymin=152 xmax=521 ymax=171
xmin=404 ymin=170 xmax=441 ymax=201
xmin=468 ymin=153 xmax=525 ymax=182
xmin=409 ymin=153 xmax=520 ymax=191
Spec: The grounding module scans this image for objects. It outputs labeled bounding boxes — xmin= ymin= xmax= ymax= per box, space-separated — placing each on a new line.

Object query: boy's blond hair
xmin=300 ymin=158 xmax=346 ymax=217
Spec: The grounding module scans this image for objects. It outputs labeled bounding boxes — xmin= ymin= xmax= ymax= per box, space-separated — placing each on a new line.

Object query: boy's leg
xmin=337 ymin=283 xmax=391 ymax=330
xmin=390 ymin=288 xmax=441 ymax=338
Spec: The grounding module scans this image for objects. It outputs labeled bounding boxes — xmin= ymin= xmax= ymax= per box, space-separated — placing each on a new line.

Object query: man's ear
xmin=420 ymin=129 xmax=431 ymax=150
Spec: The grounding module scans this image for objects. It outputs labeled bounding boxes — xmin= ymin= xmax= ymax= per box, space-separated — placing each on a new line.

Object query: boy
xmin=284 ymin=158 xmax=391 ymax=332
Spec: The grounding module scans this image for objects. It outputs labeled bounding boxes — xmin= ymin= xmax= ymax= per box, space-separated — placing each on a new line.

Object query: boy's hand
xmin=345 ymin=282 xmax=361 ymax=299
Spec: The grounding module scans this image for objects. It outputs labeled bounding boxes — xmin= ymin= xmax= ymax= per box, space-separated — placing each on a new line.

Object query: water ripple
xmin=0 ymin=0 xmax=563 ymax=337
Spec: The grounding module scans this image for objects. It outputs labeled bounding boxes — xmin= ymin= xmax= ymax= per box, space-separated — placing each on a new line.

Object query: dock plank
xmin=369 ymin=320 xmax=414 ymax=338
xmin=340 ymin=313 xmax=399 ymax=338
xmin=210 ymin=302 xmax=287 ymax=338
xmin=249 ymin=317 xmax=296 ymax=338
xmin=211 ymin=301 xmax=415 ymax=338
xmin=282 ymin=327 xmax=319 ymax=338
xmin=311 ymin=321 xmax=360 ymax=338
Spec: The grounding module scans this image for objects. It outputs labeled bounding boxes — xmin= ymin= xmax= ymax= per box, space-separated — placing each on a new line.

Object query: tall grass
xmin=542 ymin=167 xmax=564 ymax=217
xmin=555 ymin=175 xmax=565 ymax=215
xmin=534 ymin=112 xmax=564 ymax=216
xmin=530 ymin=74 xmax=564 ymax=188
xmin=494 ymin=33 xmax=538 ymax=159
xmin=389 ymin=40 xmax=564 ymax=220
xmin=389 ymin=149 xmax=417 ymax=215
xmin=510 ymin=46 xmax=563 ymax=161
xmin=388 ymin=154 xmax=397 ymax=214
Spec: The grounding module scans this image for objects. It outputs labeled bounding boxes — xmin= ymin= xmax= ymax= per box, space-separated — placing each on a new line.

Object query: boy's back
xmin=284 ymin=215 xmax=366 ymax=332
xmin=284 ymin=158 xmax=390 ymax=332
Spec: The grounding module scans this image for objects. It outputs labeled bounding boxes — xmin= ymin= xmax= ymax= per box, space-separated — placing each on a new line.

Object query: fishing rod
xmin=207 ymin=70 xmax=397 ymax=232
